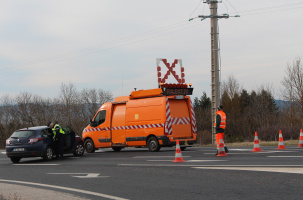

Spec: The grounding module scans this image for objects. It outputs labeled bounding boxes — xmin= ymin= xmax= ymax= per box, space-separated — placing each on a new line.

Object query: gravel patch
xmin=0 ymin=183 xmax=90 ymax=200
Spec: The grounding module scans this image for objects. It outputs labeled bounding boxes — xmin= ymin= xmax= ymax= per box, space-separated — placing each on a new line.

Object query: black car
xmin=5 ymin=126 xmax=84 ymax=163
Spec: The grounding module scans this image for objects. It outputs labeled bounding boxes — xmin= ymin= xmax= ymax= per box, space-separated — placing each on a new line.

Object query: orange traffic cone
xmin=217 ymin=138 xmax=229 ymax=157
xmin=277 ymin=130 xmax=286 ymax=150
xmin=251 ymin=132 xmax=263 ymax=152
xmin=173 ymin=140 xmax=185 ymax=162
xmin=298 ymin=129 xmax=303 ymax=148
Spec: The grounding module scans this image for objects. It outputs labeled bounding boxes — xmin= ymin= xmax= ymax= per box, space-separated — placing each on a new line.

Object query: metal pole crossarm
xmin=203 ymin=0 xmax=222 ymax=3
xmin=198 ymin=15 xmax=229 ymax=19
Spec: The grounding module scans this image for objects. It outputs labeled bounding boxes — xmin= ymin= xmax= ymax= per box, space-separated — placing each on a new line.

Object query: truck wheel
xmin=10 ymin=157 xmax=21 ymax=163
xmin=73 ymin=142 xmax=84 ymax=156
xmin=85 ymin=139 xmax=95 ymax=153
xmin=43 ymin=146 xmax=53 ymax=161
xmin=180 ymin=147 xmax=186 ymax=151
xmin=112 ymin=147 xmax=122 ymax=152
xmin=147 ymin=136 xmax=161 ymax=152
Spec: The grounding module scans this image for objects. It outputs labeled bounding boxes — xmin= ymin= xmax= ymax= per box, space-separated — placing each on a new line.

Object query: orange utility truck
xmin=82 ymin=84 xmax=197 ymax=152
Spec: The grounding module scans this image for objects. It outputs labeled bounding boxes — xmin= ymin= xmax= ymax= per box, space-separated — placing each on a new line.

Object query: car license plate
xmin=13 ymin=148 xmax=24 ymax=151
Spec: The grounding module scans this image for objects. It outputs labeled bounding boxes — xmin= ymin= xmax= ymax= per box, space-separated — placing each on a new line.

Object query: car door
xmin=41 ymin=128 xmax=53 ymax=147
xmin=91 ymin=110 xmax=111 ymax=147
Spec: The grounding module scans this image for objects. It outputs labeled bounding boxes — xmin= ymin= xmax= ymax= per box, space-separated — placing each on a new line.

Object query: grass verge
xmin=198 ymin=140 xmax=299 ymax=147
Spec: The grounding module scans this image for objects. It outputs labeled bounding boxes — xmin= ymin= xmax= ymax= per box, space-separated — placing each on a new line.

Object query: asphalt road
xmin=1 ymin=146 xmax=303 ymax=200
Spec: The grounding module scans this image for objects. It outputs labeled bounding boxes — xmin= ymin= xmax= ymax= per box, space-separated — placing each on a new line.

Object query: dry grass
xmin=198 ymin=140 xmax=299 ymax=147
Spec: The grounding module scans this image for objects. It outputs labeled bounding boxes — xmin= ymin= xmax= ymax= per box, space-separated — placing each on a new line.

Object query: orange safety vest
xmin=214 ymin=110 xmax=226 ymax=129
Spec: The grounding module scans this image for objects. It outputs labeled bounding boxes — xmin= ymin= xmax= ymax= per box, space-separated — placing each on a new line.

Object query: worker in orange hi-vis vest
xmin=214 ymin=105 xmax=229 ymax=155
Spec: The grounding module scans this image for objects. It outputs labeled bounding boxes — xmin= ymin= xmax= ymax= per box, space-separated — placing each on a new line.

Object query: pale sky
xmin=0 ymin=0 xmax=302 ymax=100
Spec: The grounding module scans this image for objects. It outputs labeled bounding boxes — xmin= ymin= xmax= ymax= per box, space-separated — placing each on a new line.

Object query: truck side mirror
xmin=90 ymin=119 xmax=94 ymax=127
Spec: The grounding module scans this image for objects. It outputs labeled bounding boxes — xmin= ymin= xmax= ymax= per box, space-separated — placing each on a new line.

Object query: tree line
xmin=1 ymin=58 xmax=302 ymax=148
xmin=194 ymin=58 xmax=303 ymax=144
xmin=0 ymin=83 xmax=113 ymax=148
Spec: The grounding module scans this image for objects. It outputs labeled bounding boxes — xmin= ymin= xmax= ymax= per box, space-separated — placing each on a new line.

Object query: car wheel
xmin=43 ymin=146 xmax=53 ymax=161
xmin=147 ymin=136 xmax=161 ymax=152
xmin=85 ymin=138 xmax=95 ymax=153
xmin=112 ymin=147 xmax=122 ymax=152
xmin=73 ymin=142 xmax=84 ymax=156
xmin=10 ymin=157 xmax=21 ymax=163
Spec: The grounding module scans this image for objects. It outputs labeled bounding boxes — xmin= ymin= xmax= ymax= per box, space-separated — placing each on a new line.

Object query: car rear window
xmin=11 ymin=130 xmax=36 ymax=138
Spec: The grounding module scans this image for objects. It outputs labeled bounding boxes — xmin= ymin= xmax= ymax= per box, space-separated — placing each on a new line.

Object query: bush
xmin=197 ymin=130 xmax=212 ymax=145
xmin=257 ymin=124 xmax=301 ymax=141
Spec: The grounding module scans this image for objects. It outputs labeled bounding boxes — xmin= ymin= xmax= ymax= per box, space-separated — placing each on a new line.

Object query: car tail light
xmin=6 ymin=139 xmax=11 ymax=145
xmin=28 ymin=137 xmax=42 ymax=144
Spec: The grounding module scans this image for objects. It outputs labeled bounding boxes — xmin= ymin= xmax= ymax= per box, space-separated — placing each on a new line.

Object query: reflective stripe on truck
xmin=83 ymin=116 xmax=192 ymax=133
xmin=83 ymin=123 xmax=165 ymax=132
xmin=190 ymin=98 xmax=197 ymax=133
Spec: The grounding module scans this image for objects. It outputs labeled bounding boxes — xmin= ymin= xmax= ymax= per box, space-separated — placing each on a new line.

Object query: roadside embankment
xmin=0 ymin=183 xmax=89 ymax=200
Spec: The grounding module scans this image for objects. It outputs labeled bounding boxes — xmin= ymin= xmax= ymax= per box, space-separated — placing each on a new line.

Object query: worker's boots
xmin=224 ymin=146 xmax=229 ymax=153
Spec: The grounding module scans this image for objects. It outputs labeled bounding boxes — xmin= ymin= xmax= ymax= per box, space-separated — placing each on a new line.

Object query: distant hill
xmin=275 ymin=99 xmax=289 ymax=110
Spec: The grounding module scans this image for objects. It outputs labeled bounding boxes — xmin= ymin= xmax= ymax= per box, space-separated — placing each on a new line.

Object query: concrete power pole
xmin=200 ymin=0 xmax=228 ymax=144
xmin=208 ymin=1 xmax=221 ymax=144
xmin=189 ymin=0 xmax=239 ymax=144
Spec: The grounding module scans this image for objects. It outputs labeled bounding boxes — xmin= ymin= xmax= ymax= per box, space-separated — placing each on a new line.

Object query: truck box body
xmin=82 ymin=88 xmax=197 ymax=152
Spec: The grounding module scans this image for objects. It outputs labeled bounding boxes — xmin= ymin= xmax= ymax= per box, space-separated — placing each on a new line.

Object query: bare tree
xmin=281 ymin=57 xmax=303 ymax=126
xmin=0 ymin=95 xmax=19 ymax=148
xmin=60 ymin=83 xmax=79 ymax=126
xmin=80 ymin=88 xmax=99 ymax=118
xmin=222 ymin=74 xmax=242 ymax=99
xmin=16 ymin=92 xmax=36 ymax=127
xmin=0 ymin=84 xmax=113 ymax=147
xmin=98 ymin=89 xmax=113 ymax=105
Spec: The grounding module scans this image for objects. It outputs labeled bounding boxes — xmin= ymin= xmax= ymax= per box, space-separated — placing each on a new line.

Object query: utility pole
xmin=190 ymin=0 xmax=239 ymax=144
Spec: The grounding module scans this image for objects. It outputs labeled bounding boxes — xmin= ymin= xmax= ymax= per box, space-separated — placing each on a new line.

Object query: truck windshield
xmin=93 ymin=110 xmax=106 ymax=126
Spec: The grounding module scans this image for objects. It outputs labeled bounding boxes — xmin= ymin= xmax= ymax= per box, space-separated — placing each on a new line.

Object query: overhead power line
xmin=0 ymin=1 xmax=303 ymax=75
xmin=0 ymin=20 xmax=204 ymax=75
xmin=231 ymin=2 xmax=303 ymax=16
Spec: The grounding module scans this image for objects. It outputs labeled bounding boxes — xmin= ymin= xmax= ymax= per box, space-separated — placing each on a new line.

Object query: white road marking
xmin=119 ymin=164 xmax=240 ymax=167
xmin=1 ymin=152 xmax=6 ymax=154
xmin=186 ymin=160 xmax=227 ymax=162
xmin=204 ymin=153 xmax=251 ymax=155
xmin=147 ymin=160 xmax=179 ymax=162
xmin=204 ymin=150 xmax=297 ymax=155
xmin=147 ymin=160 xmax=227 ymax=162
xmin=95 ymin=149 xmax=107 ymax=153
xmin=228 ymin=149 xmax=252 ymax=151
xmin=48 ymin=173 xmax=110 ymax=178
xmin=13 ymin=164 xmax=59 ymax=166
xmin=268 ymin=156 xmax=303 ymax=158
xmin=0 ymin=179 xmax=128 ymax=200
xmin=193 ymin=166 xmax=303 ymax=174
xmin=134 ymin=156 xmax=191 ymax=158
xmin=261 ymin=151 xmax=296 ymax=153
xmin=119 ymin=164 xmax=303 ymax=167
